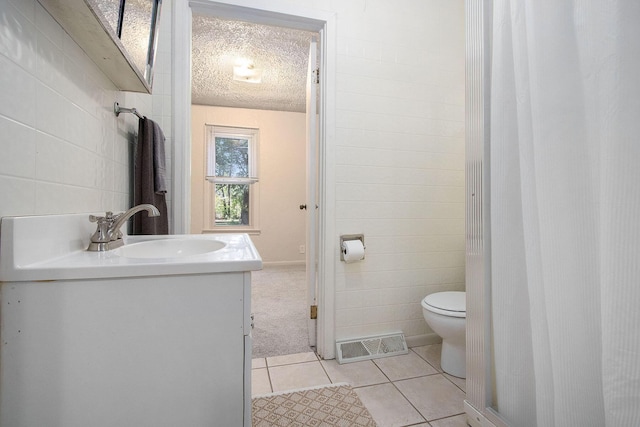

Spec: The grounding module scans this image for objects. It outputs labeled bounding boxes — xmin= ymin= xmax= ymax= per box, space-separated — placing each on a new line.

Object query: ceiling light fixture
xmin=233 ymin=61 xmax=263 ymax=84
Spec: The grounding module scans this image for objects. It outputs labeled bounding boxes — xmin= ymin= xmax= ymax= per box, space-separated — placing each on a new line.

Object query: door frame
xmin=172 ymin=0 xmax=337 ymax=359
xmin=305 ymin=37 xmax=318 ymax=348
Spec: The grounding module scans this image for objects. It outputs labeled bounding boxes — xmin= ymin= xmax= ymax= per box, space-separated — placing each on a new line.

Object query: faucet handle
xmin=89 ymin=212 xmax=116 ymax=245
xmin=89 ymin=212 xmax=115 ymax=223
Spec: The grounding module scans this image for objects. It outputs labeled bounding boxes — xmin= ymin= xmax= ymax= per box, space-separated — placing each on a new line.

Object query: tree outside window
xmin=205 ymin=126 xmax=259 ymax=229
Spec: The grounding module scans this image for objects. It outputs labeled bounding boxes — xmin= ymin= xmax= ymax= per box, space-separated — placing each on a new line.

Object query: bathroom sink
xmin=114 ymin=238 xmax=226 ymax=259
xmin=0 ymin=213 xmax=262 ymax=281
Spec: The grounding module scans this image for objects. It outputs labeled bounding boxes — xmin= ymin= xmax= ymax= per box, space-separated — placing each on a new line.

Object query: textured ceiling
xmin=191 ymin=15 xmax=317 ymax=113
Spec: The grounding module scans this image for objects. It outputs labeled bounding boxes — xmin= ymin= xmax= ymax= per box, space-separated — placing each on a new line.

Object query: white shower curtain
xmin=490 ymin=1 xmax=640 ymax=426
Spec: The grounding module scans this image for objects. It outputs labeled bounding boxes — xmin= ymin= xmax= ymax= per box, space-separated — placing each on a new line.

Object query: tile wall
xmin=0 ymin=0 xmax=172 ymax=222
xmin=327 ymin=0 xmax=466 ymax=344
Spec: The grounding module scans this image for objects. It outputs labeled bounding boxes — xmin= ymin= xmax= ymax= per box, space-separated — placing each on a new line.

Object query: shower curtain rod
xmin=114 ymin=101 xmax=143 ymax=119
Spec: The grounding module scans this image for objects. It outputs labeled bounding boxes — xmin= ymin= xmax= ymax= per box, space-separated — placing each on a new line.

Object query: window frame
xmin=204 ymin=125 xmax=260 ymax=233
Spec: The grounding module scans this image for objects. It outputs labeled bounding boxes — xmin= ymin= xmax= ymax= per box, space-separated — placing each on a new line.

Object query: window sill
xmin=202 ymin=228 xmax=261 ymax=236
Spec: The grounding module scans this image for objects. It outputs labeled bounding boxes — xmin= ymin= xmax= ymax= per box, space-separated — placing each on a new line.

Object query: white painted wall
xmin=190 ymin=105 xmax=306 ymax=264
xmin=0 ymin=0 xmax=172 ymax=223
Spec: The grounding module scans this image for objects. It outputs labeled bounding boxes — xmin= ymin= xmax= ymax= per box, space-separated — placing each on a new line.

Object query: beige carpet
xmin=252 ymin=383 xmax=377 ymax=426
xmin=251 ymin=265 xmax=313 ymax=358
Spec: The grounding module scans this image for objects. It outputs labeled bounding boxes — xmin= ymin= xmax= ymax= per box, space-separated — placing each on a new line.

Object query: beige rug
xmin=252 ymin=383 xmax=377 ymax=426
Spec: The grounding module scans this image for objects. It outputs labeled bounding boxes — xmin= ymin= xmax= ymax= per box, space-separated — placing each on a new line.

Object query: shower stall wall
xmin=464 ymin=0 xmax=500 ymax=425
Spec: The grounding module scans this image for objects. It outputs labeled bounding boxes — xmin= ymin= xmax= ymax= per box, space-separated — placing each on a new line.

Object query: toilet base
xmin=440 ymin=338 xmax=466 ymax=379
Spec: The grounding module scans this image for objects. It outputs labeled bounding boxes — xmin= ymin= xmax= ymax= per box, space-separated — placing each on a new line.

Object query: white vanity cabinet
xmin=0 ymin=272 xmax=253 ymax=427
xmin=0 ymin=214 xmax=261 ymax=427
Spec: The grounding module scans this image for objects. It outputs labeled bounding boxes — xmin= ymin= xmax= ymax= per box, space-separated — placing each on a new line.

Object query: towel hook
xmin=114 ymin=102 xmax=143 ymax=119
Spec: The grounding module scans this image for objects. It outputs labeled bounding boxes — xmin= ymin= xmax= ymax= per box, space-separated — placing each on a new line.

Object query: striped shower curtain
xmin=489 ymin=1 xmax=640 ymax=426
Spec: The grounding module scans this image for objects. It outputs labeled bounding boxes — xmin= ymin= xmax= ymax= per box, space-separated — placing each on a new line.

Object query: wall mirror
xmin=38 ymin=0 xmax=162 ymax=93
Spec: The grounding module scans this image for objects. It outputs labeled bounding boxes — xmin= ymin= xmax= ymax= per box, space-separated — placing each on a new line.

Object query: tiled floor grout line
xmin=388 ymin=375 xmax=428 ymax=426
xmin=394 ymin=377 xmax=466 ymax=424
xmin=416 ymin=353 xmax=468 ymax=422
xmin=267 ymin=359 xmax=317 ymax=368
xmin=429 ymin=412 xmax=467 ymax=423
xmin=371 ymin=357 xmax=394 ymax=384
xmin=445 ymin=375 xmax=466 ymax=393
xmin=266 ymin=363 xmax=274 ymax=394
xmin=316 ymin=356 xmax=336 ymax=385
xmin=410 ymin=347 xmax=468 ymax=392
xmin=388 ymin=373 xmax=466 ymax=427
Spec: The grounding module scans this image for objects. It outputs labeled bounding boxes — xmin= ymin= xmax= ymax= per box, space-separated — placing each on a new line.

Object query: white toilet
xmin=421 ymin=291 xmax=466 ymax=378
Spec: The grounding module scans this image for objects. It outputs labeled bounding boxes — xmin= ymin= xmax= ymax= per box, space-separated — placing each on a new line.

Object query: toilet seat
xmin=422 ymin=291 xmax=465 ymax=318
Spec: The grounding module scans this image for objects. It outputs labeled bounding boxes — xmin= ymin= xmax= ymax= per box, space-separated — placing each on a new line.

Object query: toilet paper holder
xmin=340 ymin=234 xmax=365 ymax=262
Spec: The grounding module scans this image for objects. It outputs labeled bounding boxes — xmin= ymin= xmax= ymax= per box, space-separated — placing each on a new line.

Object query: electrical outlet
xmin=299 ymin=245 xmax=306 ymax=254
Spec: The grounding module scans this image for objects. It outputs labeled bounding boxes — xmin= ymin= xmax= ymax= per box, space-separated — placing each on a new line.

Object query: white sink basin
xmin=0 ymin=213 xmax=262 ymax=281
xmin=114 ymin=238 xmax=226 ymax=259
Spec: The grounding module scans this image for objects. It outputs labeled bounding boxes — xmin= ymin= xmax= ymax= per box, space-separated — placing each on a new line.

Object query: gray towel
xmin=133 ymin=117 xmax=169 ymax=235
xmin=152 ymin=120 xmax=167 ymax=194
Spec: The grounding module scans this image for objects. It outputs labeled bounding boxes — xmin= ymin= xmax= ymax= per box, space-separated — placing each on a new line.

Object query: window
xmin=205 ymin=126 xmax=259 ymax=230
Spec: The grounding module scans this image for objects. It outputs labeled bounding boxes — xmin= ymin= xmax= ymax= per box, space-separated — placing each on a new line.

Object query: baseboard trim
xmin=406 ymin=333 xmax=442 ymax=348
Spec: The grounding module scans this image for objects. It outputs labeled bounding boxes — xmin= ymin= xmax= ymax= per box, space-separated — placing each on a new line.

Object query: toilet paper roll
xmin=342 ymin=239 xmax=365 ymax=263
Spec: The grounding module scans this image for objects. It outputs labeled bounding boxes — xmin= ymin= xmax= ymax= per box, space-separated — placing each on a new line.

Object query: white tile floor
xmin=252 ymin=343 xmax=469 ymax=427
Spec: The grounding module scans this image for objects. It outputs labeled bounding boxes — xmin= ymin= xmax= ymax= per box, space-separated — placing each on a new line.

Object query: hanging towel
xmin=133 ymin=117 xmax=169 ymax=235
xmin=152 ymin=119 xmax=167 ymax=194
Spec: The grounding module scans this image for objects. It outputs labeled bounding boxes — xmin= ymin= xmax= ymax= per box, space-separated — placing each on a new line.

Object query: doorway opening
xmin=188 ymin=8 xmax=321 ymax=359
xmin=173 ymin=0 xmax=336 ymax=361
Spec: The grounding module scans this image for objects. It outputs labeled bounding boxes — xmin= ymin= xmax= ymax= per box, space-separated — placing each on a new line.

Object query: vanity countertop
xmin=0 ymin=214 xmax=262 ymax=282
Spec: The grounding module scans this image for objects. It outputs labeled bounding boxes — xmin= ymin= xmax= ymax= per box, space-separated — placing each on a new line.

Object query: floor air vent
xmin=336 ymin=332 xmax=408 ymax=364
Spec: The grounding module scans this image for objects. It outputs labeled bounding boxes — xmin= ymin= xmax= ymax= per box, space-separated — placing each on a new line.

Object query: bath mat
xmin=252 ymin=383 xmax=377 ymax=426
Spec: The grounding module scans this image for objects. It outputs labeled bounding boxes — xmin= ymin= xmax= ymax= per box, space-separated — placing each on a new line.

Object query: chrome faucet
xmin=87 ymin=204 xmax=160 ymax=251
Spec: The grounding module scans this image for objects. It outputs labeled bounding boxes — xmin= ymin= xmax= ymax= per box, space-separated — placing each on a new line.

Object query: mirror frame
xmin=38 ymin=0 xmax=163 ymax=93
xmin=109 ymin=0 xmax=163 ymax=88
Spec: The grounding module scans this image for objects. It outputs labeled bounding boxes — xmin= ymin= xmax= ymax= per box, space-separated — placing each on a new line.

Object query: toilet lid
xmin=423 ymin=292 xmax=465 ymax=317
